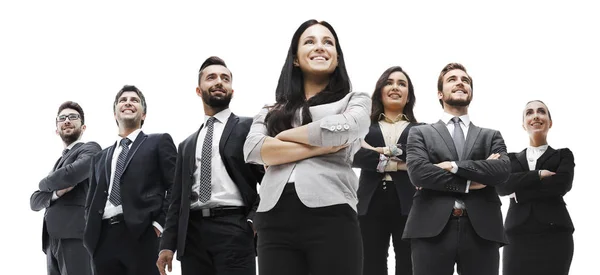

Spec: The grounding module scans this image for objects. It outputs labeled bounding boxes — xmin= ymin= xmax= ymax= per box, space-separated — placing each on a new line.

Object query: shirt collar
xmin=442 ymin=111 xmax=471 ymax=126
xmin=204 ymin=108 xmax=231 ymax=125
xmin=379 ymin=113 xmax=409 ymax=123
xmin=116 ymin=128 xmax=142 ymax=144
xmin=528 ymin=144 xmax=549 ymax=151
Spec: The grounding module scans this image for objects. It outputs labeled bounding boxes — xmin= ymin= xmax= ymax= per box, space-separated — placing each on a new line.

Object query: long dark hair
xmin=370 ymin=66 xmax=417 ymax=123
xmin=265 ymin=19 xmax=351 ymax=136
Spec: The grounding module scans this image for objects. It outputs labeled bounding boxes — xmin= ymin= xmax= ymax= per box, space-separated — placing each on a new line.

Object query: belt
xmin=102 ymin=214 xmax=125 ymax=225
xmin=191 ymin=206 xmax=246 ymax=218
xmin=451 ymin=208 xmax=467 ymax=218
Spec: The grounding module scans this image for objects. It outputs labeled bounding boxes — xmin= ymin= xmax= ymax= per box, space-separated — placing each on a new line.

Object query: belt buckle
xmin=201 ymin=208 xmax=211 ymax=217
xmin=452 ymin=208 xmax=465 ymax=217
xmin=109 ymin=216 xmax=120 ymax=225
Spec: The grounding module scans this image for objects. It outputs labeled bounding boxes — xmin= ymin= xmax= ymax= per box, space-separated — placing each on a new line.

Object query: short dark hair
xmin=57 ymin=101 xmax=85 ymax=125
xmin=198 ymin=56 xmax=231 ymax=85
xmin=437 ymin=63 xmax=473 ymax=107
xmin=113 ymin=85 xmax=147 ymax=126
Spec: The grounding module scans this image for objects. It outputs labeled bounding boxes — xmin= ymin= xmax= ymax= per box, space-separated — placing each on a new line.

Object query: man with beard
xmin=402 ymin=63 xmax=511 ymax=275
xmin=157 ymin=56 xmax=262 ymax=275
xmin=83 ymin=85 xmax=177 ymax=275
xmin=30 ymin=101 xmax=101 ymax=275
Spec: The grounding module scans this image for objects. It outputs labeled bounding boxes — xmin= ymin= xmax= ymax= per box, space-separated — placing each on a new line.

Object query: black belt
xmin=191 ymin=206 xmax=246 ymax=218
xmin=102 ymin=214 xmax=125 ymax=225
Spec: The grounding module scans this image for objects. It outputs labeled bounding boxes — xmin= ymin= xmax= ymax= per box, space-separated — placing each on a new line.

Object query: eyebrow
xmin=302 ymin=35 xmax=333 ymax=40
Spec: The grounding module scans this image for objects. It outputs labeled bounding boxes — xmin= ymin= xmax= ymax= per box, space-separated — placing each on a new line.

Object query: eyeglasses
xmin=56 ymin=113 xmax=81 ymax=122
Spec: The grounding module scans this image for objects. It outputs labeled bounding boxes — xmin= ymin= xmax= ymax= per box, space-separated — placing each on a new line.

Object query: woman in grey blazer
xmin=244 ymin=19 xmax=371 ymax=275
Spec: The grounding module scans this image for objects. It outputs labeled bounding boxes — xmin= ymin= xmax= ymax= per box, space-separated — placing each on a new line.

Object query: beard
xmin=201 ymin=86 xmax=232 ymax=108
xmin=59 ymin=127 xmax=82 ymax=145
xmin=444 ymin=95 xmax=472 ymax=107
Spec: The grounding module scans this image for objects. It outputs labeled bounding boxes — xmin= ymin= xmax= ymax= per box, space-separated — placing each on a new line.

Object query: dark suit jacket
xmin=159 ymin=113 xmax=263 ymax=259
xmin=83 ymin=131 xmax=176 ymax=255
xmin=353 ymin=122 xmax=421 ymax=216
xmin=496 ymin=147 xmax=575 ymax=234
xmin=30 ymin=142 xmax=102 ymax=252
xmin=403 ymin=120 xmax=511 ymax=245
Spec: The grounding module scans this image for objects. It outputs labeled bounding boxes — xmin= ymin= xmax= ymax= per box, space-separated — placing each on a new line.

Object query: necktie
xmin=109 ymin=138 xmax=132 ymax=206
xmin=452 ymin=117 xmax=465 ymax=160
xmin=199 ymin=117 xmax=215 ymax=203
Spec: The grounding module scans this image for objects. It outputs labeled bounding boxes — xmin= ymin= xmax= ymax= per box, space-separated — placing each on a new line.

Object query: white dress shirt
xmin=441 ymin=112 xmax=471 ymax=209
xmin=509 ymin=145 xmax=549 ymax=203
xmin=51 ymin=140 xmax=84 ymax=201
xmin=191 ymin=108 xmax=244 ymax=210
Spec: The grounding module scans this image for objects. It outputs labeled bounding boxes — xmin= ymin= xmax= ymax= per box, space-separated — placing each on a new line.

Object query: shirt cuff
xmin=384 ymin=159 xmax=398 ymax=172
xmin=465 ymin=180 xmax=471 ymax=193
xmin=51 ymin=191 xmax=59 ymax=201
xmin=450 ymin=162 xmax=459 ymax=174
xmin=509 ymin=192 xmax=519 ymax=203
xmin=247 ymin=219 xmax=253 ymax=224
xmin=152 ymin=221 xmax=164 ymax=233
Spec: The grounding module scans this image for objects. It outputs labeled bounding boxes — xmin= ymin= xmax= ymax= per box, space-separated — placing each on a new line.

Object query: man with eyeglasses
xmin=83 ymin=85 xmax=177 ymax=275
xmin=30 ymin=101 xmax=101 ymax=275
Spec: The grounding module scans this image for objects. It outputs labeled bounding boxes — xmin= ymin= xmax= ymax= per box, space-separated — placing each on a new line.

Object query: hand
xmin=56 ymin=186 xmax=74 ymax=197
xmin=469 ymin=182 xmax=487 ymax=190
xmin=248 ymin=221 xmax=257 ymax=237
xmin=153 ymin=226 xmax=161 ymax=237
xmin=434 ymin=161 xmax=453 ymax=172
xmin=487 ymin=153 xmax=500 ymax=160
xmin=539 ymin=169 xmax=556 ymax=179
xmin=415 ymin=186 xmax=422 ymax=190
xmin=156 ymin=250 xmax=174 ymax=275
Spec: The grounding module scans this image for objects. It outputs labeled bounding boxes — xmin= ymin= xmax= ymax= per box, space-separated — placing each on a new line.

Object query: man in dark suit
xmin=157 ymin=56 xmax=262 ymax=275
xmin=403 ymin=63 xmax=511 ymax=275
xmin=30 ymin=101 xmax=101 ymax=275
xmin=83 ymin=85 xmax=177 ymax=275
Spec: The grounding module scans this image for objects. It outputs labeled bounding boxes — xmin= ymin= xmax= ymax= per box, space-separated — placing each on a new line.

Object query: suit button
xmin=329 ymin=126 xmax=336 ymax=131
xmin=98 ymin=210 xmax=104 ymax=215
xmin=550 ymin=222 xmax=554 ymax=226
xmin=343 ymin=124 xmax=350 ymax=130
xmin=104 ymin=190 xmax=107 ymax=194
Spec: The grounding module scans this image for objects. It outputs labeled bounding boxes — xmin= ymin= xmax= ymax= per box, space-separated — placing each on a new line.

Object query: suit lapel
xmin=188 ymin=126 xmax=202 ymax=176
xmin=516 ymin=149 xmax=529 ymax=171
xmin=462 ymin=123 xmax=482 ymax=160
xmin=432 ymin=120 xmax=459 ymax=160
xmin=104 ymin=143 xmax=116 ymax=185
xmin=122 ymin=131 xmax=147 ymax=174
xmin=56 ymin=142 xmax=83 ymax=168
xmin=219 ymin=113 xmax=238 ymax=156
xmin=371 ymin=123 xmax=386 ymax=146
xmin=535 ymin=146 xmax=557 ymax=169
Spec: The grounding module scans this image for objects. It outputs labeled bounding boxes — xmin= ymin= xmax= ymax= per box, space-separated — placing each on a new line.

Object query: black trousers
xmin=46 ymin=238 xmax=93 ymax=275
xmin=503 ymin=218 xmax=573 ymax=275
xmin=254 ymin=183 xmax=363 ymax=275
xmin=92 ymin=220 xmax=159 ymax=275
xmin=180 ymin=211 xmax=256 ymax=275
xmin=411 ymin=216 xmax=500 ymax=275
xmin=359 ymin=181 xmax=412 ymax=275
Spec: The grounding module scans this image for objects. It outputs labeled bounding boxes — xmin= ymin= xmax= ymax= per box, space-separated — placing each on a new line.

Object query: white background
xmin=1 ymin=1 xmax=597 ymax=274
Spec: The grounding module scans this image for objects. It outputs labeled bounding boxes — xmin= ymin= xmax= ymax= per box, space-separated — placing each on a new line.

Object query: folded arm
xmin=30 ymin=190 xmax=53 ymax=211
xmin=406 ymin=127 xmax=468 ymax=193
xmin=454 ymin=131 xmax=511 ymax=186
xmin=39 ymin=142 xmax=101 ymax=192
xmin=514 ymin=149 xmax=575 ymax=203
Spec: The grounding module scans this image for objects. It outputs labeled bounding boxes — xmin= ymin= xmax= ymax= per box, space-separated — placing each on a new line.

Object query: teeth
xmin=312 ymin=56 xmax=326 ymax=61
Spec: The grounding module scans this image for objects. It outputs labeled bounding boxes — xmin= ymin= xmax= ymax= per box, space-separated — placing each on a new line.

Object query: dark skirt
xmin=503 ymin=231 xmax=573 ymax=275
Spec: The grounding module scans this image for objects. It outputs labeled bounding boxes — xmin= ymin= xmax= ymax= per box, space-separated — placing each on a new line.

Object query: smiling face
xmin=56 ymin=108 xmax=85 ymax=145
xmin=438 ymin=69 xmax=473 ymax=107
xmin=197 ymin=64 xmax=234 ymax=108
xmin=381 ymin=71 xmax=409 ymax=112
xmin=294 ymin=24 xmax=338 ymax=78
xmin=523 ymin=100 xmax=552 ymax=137
xmin=114 ymin=91 xmax=146 ymax=129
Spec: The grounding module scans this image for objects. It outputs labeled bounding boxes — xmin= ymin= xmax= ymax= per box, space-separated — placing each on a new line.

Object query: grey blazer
xmin=244 ymin=92 xmax=371 ymax=212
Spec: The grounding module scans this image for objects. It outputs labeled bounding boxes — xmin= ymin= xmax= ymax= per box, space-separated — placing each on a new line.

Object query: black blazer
xmin=30 ymin=141 xmax=101 ymax=252
xmin=403 ymin=121 xmax=511 ymax=245
xmin=353 ymin=122 xmax=421 ymax=216
xmin=496 ymin=147 xmax=575 ymax=234
xmin=159 ymin=114 xmax=263 ymax=259
xmin=83 ymin=131 xmax=177 ymax=255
